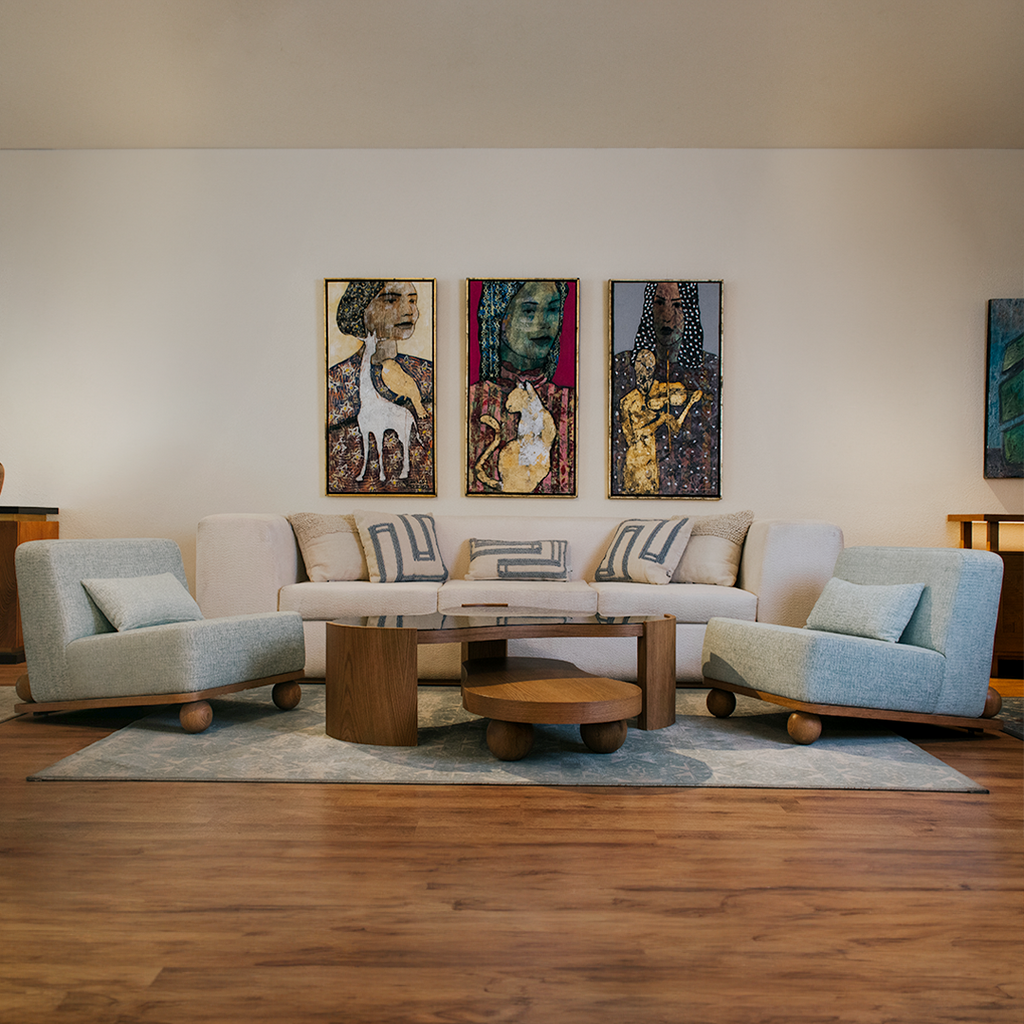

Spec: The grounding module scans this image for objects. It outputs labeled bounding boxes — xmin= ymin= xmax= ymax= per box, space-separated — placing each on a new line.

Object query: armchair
xmin=14 ymin=538 xmax=305 ymax=732
xmin=701 ymin=546 xmax=1005 ymax=743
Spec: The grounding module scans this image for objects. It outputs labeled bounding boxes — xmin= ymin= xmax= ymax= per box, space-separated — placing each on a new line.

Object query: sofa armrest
xmin=738 ymin=519 xmax=844 ymax=627
xmin=196 ymin=514 xmax=303 ymax=617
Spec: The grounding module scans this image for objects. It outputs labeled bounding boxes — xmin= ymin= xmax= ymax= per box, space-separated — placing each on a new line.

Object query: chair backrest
xmin=15 ymin=538 xmax=188 ymax=702
xmin=833 ymin=546 xmax=1003 ymax=713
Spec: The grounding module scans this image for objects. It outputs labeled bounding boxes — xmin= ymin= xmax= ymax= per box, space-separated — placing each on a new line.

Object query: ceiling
xmin=2 ymin=0 xmax=1022 ymax=150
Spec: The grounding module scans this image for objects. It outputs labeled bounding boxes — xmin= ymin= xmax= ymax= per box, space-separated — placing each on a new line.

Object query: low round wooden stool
xmin=462 ymin=656 xmax=643 ymax=762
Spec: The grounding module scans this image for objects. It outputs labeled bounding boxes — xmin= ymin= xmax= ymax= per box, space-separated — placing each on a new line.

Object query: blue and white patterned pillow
xmin=353 ymin=511 xmax=448 ymax=583
xmin=593 ymin=518 xmax=694 ymax=585
xmin=466 ymin=539 xmax=570 ymax=581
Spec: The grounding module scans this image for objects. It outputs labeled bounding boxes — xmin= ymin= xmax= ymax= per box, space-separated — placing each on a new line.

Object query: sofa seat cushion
xmin=702 ymin=617 xmax=951 ymax=714
xmin=63 ymin=612 xmax=304 ymax=701
xmin=591 ymin=581 xmax=757 ymax=622
xmin=279 ymin=581 xmax=441 ymax=619
xmin=438 ymin=579 xmax=598 ymax=613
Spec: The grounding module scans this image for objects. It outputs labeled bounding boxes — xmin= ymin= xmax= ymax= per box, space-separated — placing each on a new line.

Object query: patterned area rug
xmin=28 ymin=686 xmax=985 ymax=791
xmin=0 ymin=685 xmax=21 ymax=724
xmin=1000 ymin=696 xmax=1023 ymax=740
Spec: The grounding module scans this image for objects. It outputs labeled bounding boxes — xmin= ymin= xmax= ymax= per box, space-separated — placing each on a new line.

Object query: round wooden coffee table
xmin=461 ymin=656 xmax=643 ymax=761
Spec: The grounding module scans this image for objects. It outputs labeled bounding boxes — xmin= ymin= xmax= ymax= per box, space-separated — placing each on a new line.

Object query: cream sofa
xmin=195 ymin=513 xmax=843 ymax=684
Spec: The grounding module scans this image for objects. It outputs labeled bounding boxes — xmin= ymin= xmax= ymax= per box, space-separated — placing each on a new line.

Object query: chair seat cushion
xmin=702 ymin=617 xmax=953 ymax=715
xmin=63 ymin=612 xmax=305 ymax=701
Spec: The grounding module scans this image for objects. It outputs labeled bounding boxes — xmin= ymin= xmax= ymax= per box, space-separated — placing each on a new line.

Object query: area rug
xmin=1000 ymin=696 xmax=1023 ymax=740
xmin=28 ymin=685 xmax=984 ymax=791
xmin=0 ymin=685 xmax=22 ymax=724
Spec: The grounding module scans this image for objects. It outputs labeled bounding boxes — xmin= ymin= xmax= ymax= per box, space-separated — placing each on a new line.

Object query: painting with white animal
xmin=466 ymin=279 xmax=578 ymax=496
xmin=325 ymin=279 xmax=436 ymax=495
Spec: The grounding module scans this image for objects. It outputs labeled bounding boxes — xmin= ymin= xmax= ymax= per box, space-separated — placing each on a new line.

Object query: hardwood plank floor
xmin=1 ymin=665 xmax=1021 ymax=1024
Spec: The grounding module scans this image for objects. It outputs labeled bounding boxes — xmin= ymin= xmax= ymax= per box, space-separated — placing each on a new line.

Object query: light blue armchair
xmin=702 ymin=546 xmax=1005 ymax=743
xmin=15 ymin=538 xmax=305 ymax=732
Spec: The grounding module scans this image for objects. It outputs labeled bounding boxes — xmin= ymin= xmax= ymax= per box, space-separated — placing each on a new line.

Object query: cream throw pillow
xmin=672 ymin=509 xmax=754 ymax=586
xmin=288 ymin=513 xmax=367 ymax=582
xmin=353 ymin=511 xmax=448 ymax=583
xmin=466 ymin=539 xmax=570 ymax=581
xmin=593 ymin=517 xmax=694 ymax=585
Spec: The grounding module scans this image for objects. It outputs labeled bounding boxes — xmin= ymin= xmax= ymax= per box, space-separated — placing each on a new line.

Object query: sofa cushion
xmin=466 ymin=538 xmax=570 ymax=581
xmin=673 ymin=509 xmax=754 ymax=586
xmin=81 ymin=573 xmax=204 ymax=632
xmin=279 ymin=581 xmax=441 ymax=619
xmin=287 ymin=512 xmax=367 ymax=582
xmin=438 ymin=579 xmax=598 ymax=613
xmin=592 ymin=581 xmax=757 ymax=622
xmin=805 ymin=577 xmax=925 ymax=643
xmin=593 ymin=517 xmax=694 ymax=585
xmin=353 ymin=511 xmax=448 ymax=583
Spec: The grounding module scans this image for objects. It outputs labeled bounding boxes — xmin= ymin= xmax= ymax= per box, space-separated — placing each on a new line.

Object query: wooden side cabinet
xmin=0 ymin=507 xmax=59 ymax=663
xmin=949 ymin=514 xmax=1023 ymax=678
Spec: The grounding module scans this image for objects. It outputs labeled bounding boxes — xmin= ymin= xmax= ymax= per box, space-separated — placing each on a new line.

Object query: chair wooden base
xmin=703 ymin=678 xmax=1005 ymax=745
xmin=13 ymin=670 xmax=305 ymax=733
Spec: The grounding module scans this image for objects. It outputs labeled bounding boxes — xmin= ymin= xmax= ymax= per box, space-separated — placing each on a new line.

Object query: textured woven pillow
xmin=81 ymin=573 xmax=204 ymax=632
xmin=672 ymin=509 xmax=754 ymax=586
xmin=806 ymin=577 xmax=925 ymax=642
xmin=593 ymin=518 xmax=694 ymax=585
xmin=288 ymin=512 xmax=367 ymax=582
xmin=353 ymin=511 xmax=448 ymax=583
xmin=466 ymin=539 xmax=570 ymax=581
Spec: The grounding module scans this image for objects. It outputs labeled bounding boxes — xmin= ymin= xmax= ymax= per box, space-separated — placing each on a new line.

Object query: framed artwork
xmin=609 ymin=280 xmax=722 ymax=498
xmin=985 ymin=298 xmax=1024 ymax=479
xmin=325 ymin=279 xmax=436 ymax=495
xmin=466 ymin=279 xmax=578 ymax=496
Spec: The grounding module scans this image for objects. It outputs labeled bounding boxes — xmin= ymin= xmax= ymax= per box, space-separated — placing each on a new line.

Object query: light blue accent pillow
xmin=467 ymin=539 xmax=570 ymax=581
xmin=593 ymin=518 xmax=694 ymax=585
xmin=81 ymin=572 xmax=204 ymax=632
xmin=806 ymin=577 xmax=925 ymax=643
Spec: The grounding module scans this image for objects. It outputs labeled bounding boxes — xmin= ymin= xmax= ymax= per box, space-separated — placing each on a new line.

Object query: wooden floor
xmin=1 ymin=664 xmax=1021 ymax=1024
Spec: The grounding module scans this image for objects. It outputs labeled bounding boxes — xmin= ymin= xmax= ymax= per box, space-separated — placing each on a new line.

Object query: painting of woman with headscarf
xmin=610 ymin=281 xmax=722 ymax=498
xmin=325 ymin=279 xmax=436 ymax=494
xmin=466 ymin=279 xmax=578 ymax=495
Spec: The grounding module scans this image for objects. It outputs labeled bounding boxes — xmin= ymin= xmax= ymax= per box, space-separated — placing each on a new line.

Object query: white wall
xmin=2 ymin=149 xmax=1022 ymax=587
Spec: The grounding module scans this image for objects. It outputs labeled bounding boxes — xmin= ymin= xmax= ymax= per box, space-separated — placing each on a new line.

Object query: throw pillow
xmin=593 ymin=518 xmax=694 ymax=585
xmin=806 ymin=577 xmax=925 ymax=643
xmin=81 ymin=573 xmax=204 ymax=632
xmin=353 ymin=511 xmax=448 ymax=583
xmin=672 ymin=509 xmax=754 ymax=586
xmin=287 ymin=512 xmax=367 ymax=582
xmin=466 ymin=539 xmax=570 ymax=581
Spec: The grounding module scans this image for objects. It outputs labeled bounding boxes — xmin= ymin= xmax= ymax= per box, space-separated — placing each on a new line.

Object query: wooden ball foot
xmin=486 ymin=719 xmax=533 ymax=761
xmin=706 ymin=688 xmax=736 ymax=718
xmin=272 ymin=680 xmax=302 ymax=710
xmin=15 ymin=674 xmax=33 ymax=702
xmin=180 ymin=700 xmax=213 ymax=734
xmin=982 ymin=686 xmax=1002 ymax=719
xmin=580 ymin=719 xmax=627 ymax=753
xmin=787 ymin=711 xmax=822 ymax=745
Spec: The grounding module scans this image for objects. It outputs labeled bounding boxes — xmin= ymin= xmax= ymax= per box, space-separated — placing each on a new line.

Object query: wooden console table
xmin=0 ymin=507 xmax=59 ymax=662
xmin=948 ymin=514 xmax=1022 ymax=677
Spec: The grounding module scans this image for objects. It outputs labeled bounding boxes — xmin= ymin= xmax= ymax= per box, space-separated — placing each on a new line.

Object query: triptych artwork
xmin=325 ymin=279 xmax=723 ymax=499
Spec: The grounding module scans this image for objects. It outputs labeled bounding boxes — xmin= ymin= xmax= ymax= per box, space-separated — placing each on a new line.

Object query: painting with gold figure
xmin=325 ymin=279 xmax=435 ymax=495
xmin=610 ymin=281 xmax=722 ymax=498
xmin=466 ymin=279 xmax=578 ymax=496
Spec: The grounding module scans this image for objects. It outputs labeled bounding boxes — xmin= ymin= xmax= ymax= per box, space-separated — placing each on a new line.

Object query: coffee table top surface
xmin=330 ymin=609 xmax=672 ymax=641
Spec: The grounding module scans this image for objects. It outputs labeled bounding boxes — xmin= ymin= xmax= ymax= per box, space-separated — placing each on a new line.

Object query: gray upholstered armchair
xmin=701 ymin=546 xmax=1005 ymax=743
xmin=14 ymin=538 xmax=305 ymax=732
